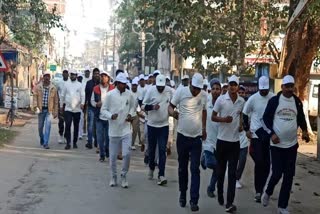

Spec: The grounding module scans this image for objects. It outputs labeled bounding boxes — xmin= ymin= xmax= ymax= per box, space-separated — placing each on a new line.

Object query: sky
xmin=63 ymin=0 xmax=114 ymax=56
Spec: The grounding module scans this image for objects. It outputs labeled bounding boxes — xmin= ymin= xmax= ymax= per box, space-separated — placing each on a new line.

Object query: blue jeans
xmin=87 ymin=107 xmax=96 ymax=146
xmin=96 ymin=119 xmax=109 ymax=158
xmin=176 ymin=133 xmax=202 ymax=204
xmin=202 ymin=150 xmax=218 ymax=192
xmin=38 ymin=109 xmax=52 ymax=146
xmin=148 ymin=125 xmax=169 ymax=177
xmin=0 ymin=72 xmax=4 ymax=105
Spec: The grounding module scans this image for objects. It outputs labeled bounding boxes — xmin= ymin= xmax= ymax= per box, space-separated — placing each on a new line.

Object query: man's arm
xmin=202 ymin=109 xmax=207 ymax=140
xmin=32 ymin=85 xmax=39 ymax=111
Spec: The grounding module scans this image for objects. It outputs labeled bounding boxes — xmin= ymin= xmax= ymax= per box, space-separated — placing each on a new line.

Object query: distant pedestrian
xmin=60 ymin=70 xmax=85 ymax=150
xmin=33 ymin=71 xmax=59 ymax=149
xmin=212 ymin=75 xmax=245 ymax=213
xmin=261 ymin=75 xmax=310 ymax=214
xmin=100 ymin=73 xmax=135 ymax=188
xmin=168 ymin=73 xmax=207 ymax=212
xmin=242 ymin=76 xmax=274 ymax=202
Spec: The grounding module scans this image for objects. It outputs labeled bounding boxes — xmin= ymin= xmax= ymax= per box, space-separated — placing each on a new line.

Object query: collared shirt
xmin=42 ymin=86 xmax=49 ymax=108
xmin=203 ymin=95 xmax=219 ymax=152
xmin=213 ymin=92 xmax=245 ymax=142
xmin=99 ymin=88 xmax=135 ymax=137
xmin=142 ymin=85 xmax=173 ymax=128
xmin=60 ymin=80 xmax=85 ymax=113
xmin=171 ymin=87 xmax=207 ymax=138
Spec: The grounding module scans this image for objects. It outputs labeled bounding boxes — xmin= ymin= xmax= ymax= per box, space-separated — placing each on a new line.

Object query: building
xmin=44 ymin=0 xmax=66 ymax=15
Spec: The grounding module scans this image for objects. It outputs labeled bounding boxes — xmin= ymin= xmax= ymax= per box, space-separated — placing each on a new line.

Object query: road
xmin=0 ymin=118 xmax=319 ymax=214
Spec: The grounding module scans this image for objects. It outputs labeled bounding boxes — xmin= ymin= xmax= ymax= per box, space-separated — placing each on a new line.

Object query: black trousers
xmin=249 ymin=137 xmax=270 ymax=194
xmin=64 ymin=111 xmax=81 ymax=145
xmin=216 ymin=139 xmax=240 ymax=206
xmin=58 ymin=105 xmax=65 ymax=137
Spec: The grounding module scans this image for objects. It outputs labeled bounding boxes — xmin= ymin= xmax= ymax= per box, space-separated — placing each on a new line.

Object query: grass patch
xmin=0 ymin=128 xmax=16 ymax=145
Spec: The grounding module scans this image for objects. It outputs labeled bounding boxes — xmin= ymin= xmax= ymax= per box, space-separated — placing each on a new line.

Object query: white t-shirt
xmin=142 ymin=86 xmax=173 ymax=127
xmin=203 ymin=95 xmax=219 ymax=153
xmin=171 ymin=87 xmax=207 ymax=138
xmin=243 ymin=92 xmax=274 ymax=138
xmin=213 ymin=92 xmax=245 ymax=142
xmin=272 ymin=94 xmax=298 ymax=148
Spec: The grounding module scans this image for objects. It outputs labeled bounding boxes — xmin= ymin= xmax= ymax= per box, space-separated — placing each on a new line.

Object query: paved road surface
xmin=0 ymin=119 xmax=319 ymax=214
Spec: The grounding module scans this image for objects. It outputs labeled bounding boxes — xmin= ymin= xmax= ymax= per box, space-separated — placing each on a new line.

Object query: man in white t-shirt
xmin=143 ymin=74 xmax=173 ymax=186
xmin=242 ymin=76 xmax=274 ymax=202
xmin=212 ymin=75 xmax=245 ymax=213
xmin=261 ymin=75 xmax=309 ymax=214
xmin=168 ymin=73 xmax=207 ymax=212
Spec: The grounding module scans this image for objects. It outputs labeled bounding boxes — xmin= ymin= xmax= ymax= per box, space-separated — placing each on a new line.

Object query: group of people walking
xmin=32 ymin=68 xmax=310 ymax=214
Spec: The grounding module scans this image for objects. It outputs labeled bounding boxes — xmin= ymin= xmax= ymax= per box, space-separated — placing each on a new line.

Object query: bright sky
xmin=63 ymin=0 xmax=114 ymax=56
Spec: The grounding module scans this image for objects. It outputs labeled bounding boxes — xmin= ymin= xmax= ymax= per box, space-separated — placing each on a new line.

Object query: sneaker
xmin=262 ymin=192 xmax=270 ymax=207
xmin=109 ymin=176 xmax=117 ymax=187
xmin=85 ymin=143 xmax=92 ymax=149
xmin=121 ymin=174 xmax=128 ymax=188
xmin=218 ymin=194 xmax=224 ymax=206
xmin=207 ymin=187 xmax=215 ymax=198
xmin=148 ymin=169 xmax=154 ymax=180
xmin=190 ymin=202 xmax=199 ymax=212
xmin=157 ymin=176 xmax=167 ymax=186
xmin=225 ymin=204 xmax=237 ymax=213
xmin=65 ymin=144 xmax=71 ymax=150
xmin=99 ymin=157 xmax=105 ymax=162
xmin=255 ymin=193 xmax=262 ymax=203
xmin=73 ymin=143 xmax=78 ymax=149
xmin=58 ymin=135 xmax=64 ymax=144
xmin=179 ymin=192 xmax=186 ymax=208
xmin=236 ymin=180 xmax=242 ymax=189
xmin=43 ymin=145 xmax=50 ymax=149
xmin=278 ymin=208 xmax=290 ymax=214
xmin=79 ymin=136 xmax=83 ymax=140
xmin=131 ymin=146 xmax=136 ymax=150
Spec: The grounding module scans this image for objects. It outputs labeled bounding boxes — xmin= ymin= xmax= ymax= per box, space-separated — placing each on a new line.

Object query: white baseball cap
xmin=132 ymin=77 xmax=139 ymax=85
xmin=77 ymin=72 xmax=83 ymax=77
xmin=182 ymin=74 xmax=190 ymax=80
xmin=259 ymin=76 xmax=269 ymax=90
xmin=43 ymin=71 xmax=51 ymax=76
xmin=166 ymin=76 xmax=171 ymax=80
xmin=228 ymin=75 xmax=239 ymax=85
xmin=156 ymin=74 xmax=166 ymax=87
xmin=191 ymin=73 xmax=204 ymax=89
xmin=100 ymin=70 xmax=111 ymax=77
xmin=70 ymin=70 xmax=78 ymax=75
xmin=115 ymin=73 xmax=128 ymax=84
xmin=203 ymin=79 xmax=209 ymax=86
xmin=139 ymin=74 xmax=145 ymax=80
xmin=282 ymin=75 xmax=295 ymax=85
xmin=144 ymin=76 xmax=149 ymax=80
xmin=153 ymin=70 xmax=161 ymax=76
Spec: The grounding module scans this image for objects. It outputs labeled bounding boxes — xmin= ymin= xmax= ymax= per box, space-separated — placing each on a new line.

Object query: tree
xmin=0 ymin=0 xmax=63 ymax=53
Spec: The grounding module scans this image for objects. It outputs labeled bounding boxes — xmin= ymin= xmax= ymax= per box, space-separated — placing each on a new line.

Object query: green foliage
xmin=116 ymin=0 xmax=288 ymax=70
xmin=0 ymin=0 xmax=63 ymax=52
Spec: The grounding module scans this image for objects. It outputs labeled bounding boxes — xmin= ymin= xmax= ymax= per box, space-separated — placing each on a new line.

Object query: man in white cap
xmin=33 ymin=71 xmax=59 ymax=149
xmin=91 ymin=71 xmax=115 ymax=162
xmin=261 ymin=75 xmax=309 ymax=214
xmin=168 ymin=73 xmax=207 ymax=212
xmin=60 ymin=70 xmax=85 ymax=150
xmin=142 ymin=74 xmax=173 ymax=185
xmin=181 ymin=75 xmax=190 ymax=87
xmin=100 ymin=72 xmax=135 ymax=188
xmin=242 ymin=76 xmax=274 ymax=202
xmin=130 ymin=77 xmax=142 ymax=150
xmin=212 ymin=74 xmax=245 ymax=212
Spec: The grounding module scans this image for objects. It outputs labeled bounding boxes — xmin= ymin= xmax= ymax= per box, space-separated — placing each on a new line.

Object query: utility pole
xmin=141 ymin=31 xmax=146 ymax=73
xmin=112 ymin=23 xmax=116 ymax=77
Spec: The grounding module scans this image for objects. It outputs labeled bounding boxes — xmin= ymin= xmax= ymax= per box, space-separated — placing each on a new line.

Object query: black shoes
xmin=190 ymin=202 xmax=199 ymax=212
xmin=73 ymin=143 xmax=78 ymax=149
xmin=218 ymin=194 xmax=224 ymax=206
xmin=225 ymin=204 xmax=237 ymax=213
xmin=65 ymin=144 xmax=71 ymax=150
xmin=179 ymin=192 xmax=186 ymax=208
xmin=99 ymin=157 xmax=105 ymax=162
xmin=85 ymin=143 xmax=93 ymax=149
xmin=207 ymin=187 xmax=215 ymax=198
xmin=255 ymin=193 xmax=262 ymax=203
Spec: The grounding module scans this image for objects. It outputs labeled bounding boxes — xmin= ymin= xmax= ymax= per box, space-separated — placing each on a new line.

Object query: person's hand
xmin=96 ymin=101 xmax=102 ymax=108
xmin=80 ymin=104 xmax=84 ymax=110
xmin=125 ymin=114 xmax=133 ymax=122
xmin=172 ymin=111 xmax=179 ymax=120
xmin=302 ymin=131 xmax=310 ymax=143
xmin=246 ymin=131 xmax=252 ymax=139
xmin=111 ymin=114 xmax=118 ymax=120
xmin=202 ymin=129 xmax=207 ymax=141
xmin=239 ymin=126 xmax=244 ymax=132
xmin=271 ymin=134 xmax=280 ymax=144
xmin=60 ymin=107 xmax=64 ymax=113
xmin=53 ymin=113 xmax=58 ymax=119
xmin=224 ymin=116 xmax=233 ymax=123
xmin=153 ymin=104 xmax=160 ymax=110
